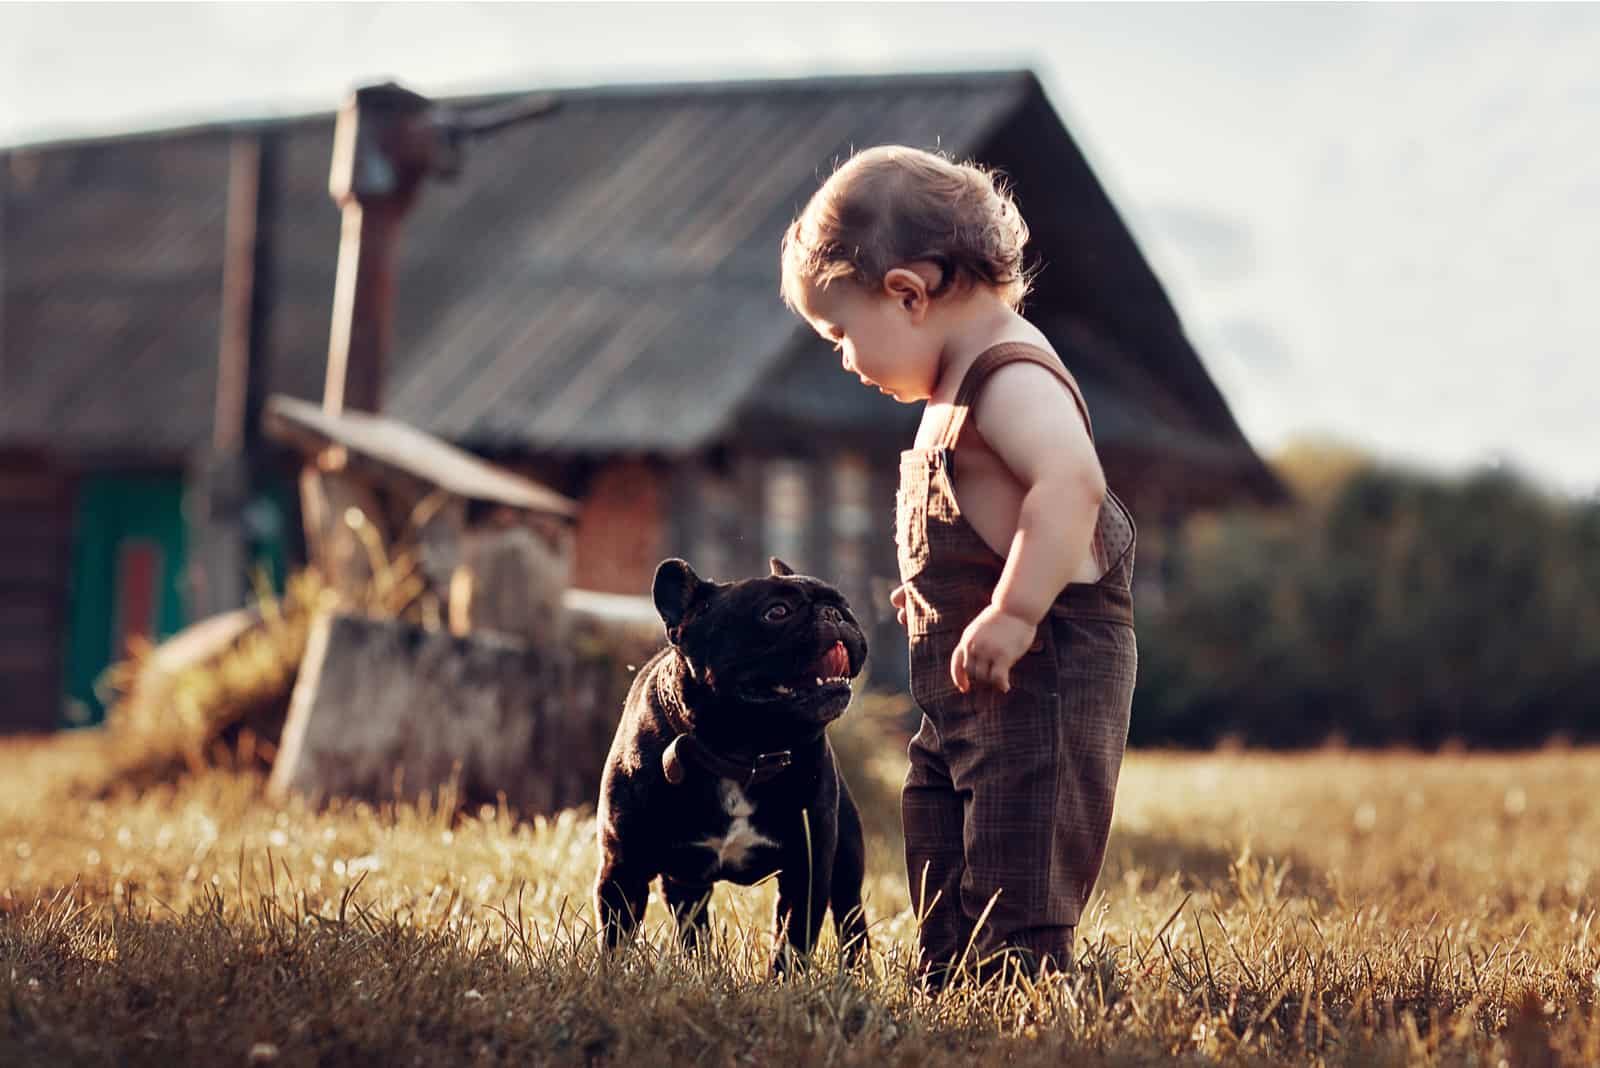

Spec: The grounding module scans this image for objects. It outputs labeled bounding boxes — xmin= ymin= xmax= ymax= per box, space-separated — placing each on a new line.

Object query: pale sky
xmin=3 ymin=2 xmax=1596 ymax=496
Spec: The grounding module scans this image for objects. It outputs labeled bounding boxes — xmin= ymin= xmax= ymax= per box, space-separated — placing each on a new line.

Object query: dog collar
xmin=662 ymin=734 xmax=793 ymax=789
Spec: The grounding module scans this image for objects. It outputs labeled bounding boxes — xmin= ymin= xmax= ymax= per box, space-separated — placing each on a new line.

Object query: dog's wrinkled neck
xmin=656 ymin=651 xmax=829 ymax=760
xmin=658 ymin=652 xmax=736 ymax=742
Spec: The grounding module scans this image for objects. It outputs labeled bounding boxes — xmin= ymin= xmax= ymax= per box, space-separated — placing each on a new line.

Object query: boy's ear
xmin=883 ymin=266 xmax=931 ymax=322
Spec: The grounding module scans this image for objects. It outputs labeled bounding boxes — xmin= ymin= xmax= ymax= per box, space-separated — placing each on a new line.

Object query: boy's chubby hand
xmin=951 ymin=604 xmax=1037 ymax=695
xmin=889 ymin=583 xmax=908 ymax=627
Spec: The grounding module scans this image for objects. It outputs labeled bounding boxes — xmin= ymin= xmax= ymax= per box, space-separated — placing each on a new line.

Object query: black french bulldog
xmin=594 ymin=556 xmax=870 ymax=970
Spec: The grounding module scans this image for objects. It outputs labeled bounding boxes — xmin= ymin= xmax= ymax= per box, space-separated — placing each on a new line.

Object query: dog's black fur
xmin=594 ymin=557 xmax=870 ymax=969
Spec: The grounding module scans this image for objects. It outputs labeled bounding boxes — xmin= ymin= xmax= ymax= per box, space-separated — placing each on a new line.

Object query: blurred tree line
xmin=1131 ymin=443 xmax=1600 ymax=748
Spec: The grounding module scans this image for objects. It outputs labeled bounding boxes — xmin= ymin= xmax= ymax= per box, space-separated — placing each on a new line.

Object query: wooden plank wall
xmin=0 ymin=460 xmax=72 ymax=733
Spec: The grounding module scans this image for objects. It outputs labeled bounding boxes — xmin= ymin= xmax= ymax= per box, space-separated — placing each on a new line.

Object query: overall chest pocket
xmin=896 ymin=458 xmax=932 ymax=580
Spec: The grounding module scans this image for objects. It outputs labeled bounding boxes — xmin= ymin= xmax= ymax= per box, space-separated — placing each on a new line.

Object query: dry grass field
xmin=5 ymin=698 xmax=1600 ymax=1066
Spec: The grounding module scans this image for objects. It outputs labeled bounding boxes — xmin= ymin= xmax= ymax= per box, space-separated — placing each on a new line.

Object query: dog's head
xmin=652 ymin=557 xmax=868 ymax=745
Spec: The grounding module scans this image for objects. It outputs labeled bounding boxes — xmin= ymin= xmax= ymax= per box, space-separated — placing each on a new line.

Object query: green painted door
xmin=62 ymin=473 xmax=189 ymax=726
xmin=245 ymin=474 xmax=295 ymax=594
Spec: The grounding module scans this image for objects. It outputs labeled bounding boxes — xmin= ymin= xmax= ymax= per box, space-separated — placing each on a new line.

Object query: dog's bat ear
xmin=769 ymin=557 xmax=795 ymax=578
xmin=653 ymin=558 xmax=705 ymax=640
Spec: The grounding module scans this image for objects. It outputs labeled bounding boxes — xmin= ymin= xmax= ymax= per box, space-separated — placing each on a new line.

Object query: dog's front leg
xmin=594 ymin=853 xmax=651 ymax=951
xmin=663 ymin=877 xmax=714 ymax=951
xmin=772 ymin=844 xmax=835 ymax=975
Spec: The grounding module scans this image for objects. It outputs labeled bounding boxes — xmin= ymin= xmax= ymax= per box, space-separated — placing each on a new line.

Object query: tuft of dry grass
xmin=5 ymin=709 xmax=1600 ymax=1065
xmin=93 ymin=569 xmax=331 ymax=791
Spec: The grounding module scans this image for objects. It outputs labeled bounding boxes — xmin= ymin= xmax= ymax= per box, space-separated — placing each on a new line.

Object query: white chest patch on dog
xmin=695 ymin=780 xmax=778 ymax=870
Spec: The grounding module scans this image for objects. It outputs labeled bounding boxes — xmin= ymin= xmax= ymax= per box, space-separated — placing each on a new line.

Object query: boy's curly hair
xmin=781 ymin=145 xmax=1034 ymax=311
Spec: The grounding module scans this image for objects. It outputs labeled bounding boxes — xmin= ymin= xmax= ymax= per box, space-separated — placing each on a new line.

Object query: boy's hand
xmin=889 ymin=583 xmax=908 ymax=627
xmin=951 ymin=605 xmax=1037 ymax=695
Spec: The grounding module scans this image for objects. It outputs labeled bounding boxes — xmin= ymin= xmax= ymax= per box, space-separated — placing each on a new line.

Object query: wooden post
xmin=868 ymin=455 xmax=906 ymax=690
xmin=803 ymin=453 xmax=832 ymax=580
xmin=727 ymin=455 xmax=757 ymax=578
xmin=318 ymin=81 xmax=559 ymax=418
xmin=215 ymin=131 xmax=278 ymax=463
xmin=322 ymin=84 xmax=436 ymax=417
xmin=191 ymin=129 xmax=279 ymax=619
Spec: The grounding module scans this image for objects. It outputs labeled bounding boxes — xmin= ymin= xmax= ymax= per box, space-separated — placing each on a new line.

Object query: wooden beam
xmin=264 ymin=395 xmax=577 ymax=519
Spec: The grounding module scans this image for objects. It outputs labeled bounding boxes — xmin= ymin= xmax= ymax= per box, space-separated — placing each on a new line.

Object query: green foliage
xmin=1134 ymin=467 xmax=1600 ymax=747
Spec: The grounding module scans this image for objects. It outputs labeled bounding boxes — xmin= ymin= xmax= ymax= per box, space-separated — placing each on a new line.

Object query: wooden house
xmin=0 ymin=70 xmax=1284 ymax=730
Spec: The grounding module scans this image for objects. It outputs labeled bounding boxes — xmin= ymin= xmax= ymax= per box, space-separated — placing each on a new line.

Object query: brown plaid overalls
xmin=898 ymin=341 xmax=1137 ymax=979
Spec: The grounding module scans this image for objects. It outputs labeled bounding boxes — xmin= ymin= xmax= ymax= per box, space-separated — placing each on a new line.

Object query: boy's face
xmin=793 ymin=277 xmax=939 ymax=404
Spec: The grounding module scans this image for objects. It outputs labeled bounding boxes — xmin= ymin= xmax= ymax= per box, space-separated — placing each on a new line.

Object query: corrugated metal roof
xmin=1 ymin=72 xmax=1034 ymax=457
xmin=0 ymin=69 xmax=1278 ymax=499
xmin=2 ymin=133 xmax=231 ymax=454
xmin=379 ymin=79 xmax=1027 ymax=453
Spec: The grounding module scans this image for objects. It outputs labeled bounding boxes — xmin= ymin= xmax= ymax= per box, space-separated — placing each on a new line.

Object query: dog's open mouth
xmin=763 ymin=641 xmax=853 ymax=700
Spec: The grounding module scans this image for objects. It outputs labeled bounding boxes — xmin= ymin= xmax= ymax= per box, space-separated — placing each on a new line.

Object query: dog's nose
xmin=820 ymin=606 xmax=842 ymax=625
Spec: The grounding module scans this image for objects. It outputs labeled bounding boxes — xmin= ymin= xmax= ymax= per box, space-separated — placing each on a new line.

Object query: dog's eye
xmin=764 ymin=603 xmax=791 ymax=622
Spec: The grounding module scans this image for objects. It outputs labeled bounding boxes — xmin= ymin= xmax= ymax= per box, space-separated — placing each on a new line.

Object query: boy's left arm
xmin=952 ymin=363 xmax=1106 ymax=694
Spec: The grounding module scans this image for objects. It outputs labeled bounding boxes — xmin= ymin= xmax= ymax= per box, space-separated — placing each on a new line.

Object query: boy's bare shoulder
xmin=970 ymin=359 xmax=1082 ymax=425
xmin=968 ymin=357 xmax=1099 ymax=482
xmin=960 ymin=330 xmax=1080 ymax=435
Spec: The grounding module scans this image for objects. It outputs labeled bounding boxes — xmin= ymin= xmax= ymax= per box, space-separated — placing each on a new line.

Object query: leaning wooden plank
xmin=264 ymin=395 xmax=577 ymax=518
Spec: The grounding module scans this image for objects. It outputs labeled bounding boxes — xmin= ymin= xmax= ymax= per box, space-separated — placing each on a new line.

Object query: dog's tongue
xmin=819 ymin=641 xmax=849 ymax=679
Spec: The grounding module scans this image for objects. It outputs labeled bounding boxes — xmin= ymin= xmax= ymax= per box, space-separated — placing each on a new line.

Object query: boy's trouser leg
xmin=1002 ymin=925 xmax=1076 ymax=977
xmin=952 ymin=680 xmax=1071 ymax=962
xmin=902 ymin=713 xmax=970 ymax=983
xmin=952 ymin=631 xmax=1132 ymax=968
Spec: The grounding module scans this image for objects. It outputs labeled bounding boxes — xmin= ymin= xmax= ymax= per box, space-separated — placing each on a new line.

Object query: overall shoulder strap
xmin=937 ymin=342 xmax=1096 ymax=450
